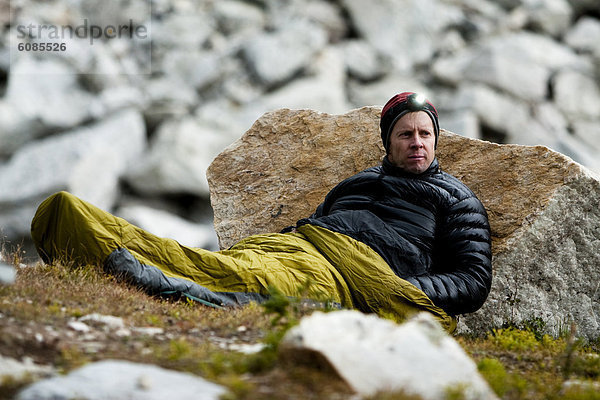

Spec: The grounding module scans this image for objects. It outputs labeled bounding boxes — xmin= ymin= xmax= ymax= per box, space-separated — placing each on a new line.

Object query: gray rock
xmin=342 ymin=0 xmax=463 ymax=71
xmin=213 ymin=0 xmax=266 ymax=35
xmin=116 ymin=204 xmax=219 ymax=250
xmin=0 ymin=262 xmax=16 ymax=285
xmin=0 ymin=203 xmax=40 ymax=240
xmin=0 ymin=355 xmax=55 ymax=382
xmin=521 ymin=0 xmax=573 ymax=37
xmin=242 ymin=19 xmax=328 ymax=87
xmin=0 ymin=101 xmax=45 ymax=157
xmin=435 ymin=29 xmax=467 ymax=56
xmin=219 ymin=57 xmax=265 ymax=105
xmin=572 ymin=120 xmax=600 ymax=152
xmin=565 ymin=17 xmax=600 ymax=56
xmin=142 ymin=77 xmax=200 ymax=126
xmin=554 ymin=132 xmax=600 ymax=173
xmin=341 ymin=40 xmax=387 ymax=81
xmin=242 ymin=47 xmax=350 ymax=118
xmin=294 ymin=0 xmax=348 ymax=42
xmin=151 ymin=12 xmax=214 ymax=50
xmin=0 ymin=46 xmax=8 ymax=73
xmin=433 ymin=32 xmax=582 ymax=101
xmin=71 ymin=0 xmax=150 ymax=27
xmin=508 ymin=102 xmax=569 ymax=150
xmin=259 ymin=0 xmax=346 ymax=42
xmin=566 ymin=0 xmax=599 ymax=14
xmin=450 ymin=84 xmax=530 ymax=141
xmin=524 ymin=103 xmax=600 ymax=172
xmin=449 ymin=84 xmax=595 ymax=163
xmin=0 ymin=0 xmax=10 ymax=27
xmin=160 ymin=50 xmax=223 ymax=91
xmin=439 ymin=110 xmax=481 ymax=139
xmin=79 ymin=41 xmax=150 ymax=87
xmin=5 ymin=57 xmax=93 ymax=131
xmin=17 ymin=359 xmax=227 ymax=400
xmin=0 ymin=110 xmax=145 ymax=239
xmin=347 ymin=74 xmax=429 ymax=108
xmin=79 ymin=314 xmax=126 ymax=331
xmin=89 ymin=86 xmax=147 ymax=120
xmin=125 ymin=116 xmax=238 ymax=197
xmin=455 ymin=0 xmax=508 ymax=21
xmin=194 ymin=99 xmax=257 ymax=140
xmin=462 ymin=164 xmax=600 ymax=339
xmin=554 ymin=70 xmax=600 ymax=121
xmin=280 ymin=311 xmax=498 ymax=399
xmin=498 ymin=32 xmax=584 ymax=71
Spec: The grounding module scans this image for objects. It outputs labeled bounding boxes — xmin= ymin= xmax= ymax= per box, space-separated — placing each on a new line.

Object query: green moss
xmin=477 ymin=357 xmax=508 ymax=397
xmin=217 ymin=375 xmax=255 ymax=400
xmin=145 ymin=314 xmax=162 ymax=327
xmin=0 ymin=374 xmax=35 ymax=400
xmin=571 ymin=354 xmax=600 ymax=379
xmin=488 ymin=327 xmax=541 ymax=352
xmin=261 ymin=285 xmax=292 ymax=325
xmin=57 ymin=345 xmax=90 ymax=371
xmin=444 ymin=383 xmax=469 ymax=400
xmin=560 ymin=382 xmax=600 ymax=400
xmin=167 ymin=339 xmax=192 ymax=361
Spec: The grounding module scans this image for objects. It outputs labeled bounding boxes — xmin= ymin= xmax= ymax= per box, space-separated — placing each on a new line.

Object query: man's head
xmin=380 ymin=92 xmax=440 ymax=174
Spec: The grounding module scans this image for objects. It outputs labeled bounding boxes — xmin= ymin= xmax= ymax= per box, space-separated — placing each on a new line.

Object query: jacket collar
xmin=381 ymin=156 xmax=440 ymax=177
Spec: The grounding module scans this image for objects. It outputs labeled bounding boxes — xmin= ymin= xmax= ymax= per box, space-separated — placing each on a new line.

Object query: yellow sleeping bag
xmin=31 ymin=191 xmax=456 ymax=332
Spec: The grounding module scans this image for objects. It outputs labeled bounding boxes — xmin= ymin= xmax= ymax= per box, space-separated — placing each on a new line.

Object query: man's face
xmin=387 ymin=111 xmax=436 ymax=174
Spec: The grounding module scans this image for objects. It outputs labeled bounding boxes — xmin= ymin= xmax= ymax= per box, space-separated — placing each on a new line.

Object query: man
xmin=294 ymin=92 xmax=492 ymax=316
xmin=31 ymin=92 xmax=491 ymax=331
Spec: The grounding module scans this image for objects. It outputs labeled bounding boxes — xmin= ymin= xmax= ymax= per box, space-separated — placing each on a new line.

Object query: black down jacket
xmin=296 ymin=157 xmax=492 ymax=316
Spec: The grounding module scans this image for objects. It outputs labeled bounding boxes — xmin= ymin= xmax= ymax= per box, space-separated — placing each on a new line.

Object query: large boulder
xmin=207 ymin=107 xmax=384 ymax=248
xmin=207 ymin=107 xmax=600 ymax=339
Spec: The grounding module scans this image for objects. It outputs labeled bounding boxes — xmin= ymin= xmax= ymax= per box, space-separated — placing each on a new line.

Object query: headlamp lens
xmin=408 ymin=93 xmax=427 ymax=110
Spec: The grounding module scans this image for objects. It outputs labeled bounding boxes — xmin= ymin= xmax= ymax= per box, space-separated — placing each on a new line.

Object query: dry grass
xmin=1 ymin=253 xmax=600 ymax=400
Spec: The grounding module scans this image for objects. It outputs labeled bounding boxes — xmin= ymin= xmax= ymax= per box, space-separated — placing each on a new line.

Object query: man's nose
xmin=410 ymin=133 xmax=423 ymax=147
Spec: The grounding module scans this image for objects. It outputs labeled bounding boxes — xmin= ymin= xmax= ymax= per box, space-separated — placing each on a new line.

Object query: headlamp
xmin=407 ymin=93 xmax=427 ymax=110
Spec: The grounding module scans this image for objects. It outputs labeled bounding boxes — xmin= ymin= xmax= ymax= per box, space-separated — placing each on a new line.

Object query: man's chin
xmin=405 ymin=161 xmax=429 ymax=174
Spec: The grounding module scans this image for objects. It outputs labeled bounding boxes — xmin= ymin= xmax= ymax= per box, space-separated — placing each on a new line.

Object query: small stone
xmin=68 ymin=321 xmax=91 ymax=333
xmin=133 ymin=327 xmax=165 ymax=336
xmin=0 ymin=262 xmax=16 ymax=285
xmin=229 ymin=343 xmax=265 ymax=354
xmin=79 ymin=314 xmax=126 ymax=331
xmin=0 ymin=355 xmax=55 ymax=382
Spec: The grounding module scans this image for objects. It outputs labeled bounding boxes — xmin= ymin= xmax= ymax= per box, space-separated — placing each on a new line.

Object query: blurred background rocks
xmin=0 ymin=0 xmax=599 ymax=259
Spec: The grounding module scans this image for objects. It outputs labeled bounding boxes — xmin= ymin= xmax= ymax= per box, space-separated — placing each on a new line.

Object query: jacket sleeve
xmin=406 ymin=195 xmax=492 ymax=315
